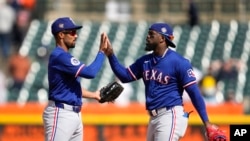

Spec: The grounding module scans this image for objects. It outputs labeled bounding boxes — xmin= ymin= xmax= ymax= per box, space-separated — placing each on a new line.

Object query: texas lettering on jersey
xmin=143 ymin=69 xmax=171 ymax=84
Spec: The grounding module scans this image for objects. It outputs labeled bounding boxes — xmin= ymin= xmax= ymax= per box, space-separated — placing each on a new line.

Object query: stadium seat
xmin=191 ymin=24 xmax=211 ymax=70
xmin=231 ymin=23 xmax=248 ymax=58
xmin=13 ymin=20 xmax=250 ymax=103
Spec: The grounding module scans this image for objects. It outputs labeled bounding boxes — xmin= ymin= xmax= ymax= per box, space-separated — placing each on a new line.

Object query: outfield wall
xmin=0 ymin=102 xmax=247 ymax=141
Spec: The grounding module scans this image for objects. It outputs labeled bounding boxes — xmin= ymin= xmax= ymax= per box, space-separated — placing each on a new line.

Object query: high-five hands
xmin=99 ymin=32 xmax=114 ymax=56
xmin=99 ymin=32 xmax=108 ymax=52
xmin=103 ymin=33 xmax=114 ymax=56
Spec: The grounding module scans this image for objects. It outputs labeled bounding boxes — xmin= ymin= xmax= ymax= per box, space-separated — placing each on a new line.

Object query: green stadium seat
xmin=231 ymin=23 xmax=248 ymax=59
xmin=176 ymin=24 xmax=192 ymax=55
xmin=211 ymin=23 xmax=229 ymax=60
xmin=12 ymin=20 xmax=250 ymax=103
xmin=191 ymin=24 xmax=211 ymax=69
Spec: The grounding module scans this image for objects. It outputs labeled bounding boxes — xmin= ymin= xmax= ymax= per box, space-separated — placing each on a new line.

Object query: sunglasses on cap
xmin=62 ymin=30 xmax=77 ymax=36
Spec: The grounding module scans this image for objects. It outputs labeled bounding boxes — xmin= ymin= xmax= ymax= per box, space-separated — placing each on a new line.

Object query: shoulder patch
xmin=70 ymin=57 xmax=80 ymax=66
xmin=187 ymin=69 xmax=196 ymax=78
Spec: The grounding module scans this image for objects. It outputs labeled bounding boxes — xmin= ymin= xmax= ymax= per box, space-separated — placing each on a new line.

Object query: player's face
xmin=145 ymin=30 xmax=162 ymax=51
xmin=62 ymin=30 xmax=78 ymax=48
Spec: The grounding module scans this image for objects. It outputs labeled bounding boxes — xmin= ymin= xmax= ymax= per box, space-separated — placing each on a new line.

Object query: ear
xmin=58 ymin=32 xmax=64 ymax=39
xmin=160 ymin=35 xmax=166 ymax=43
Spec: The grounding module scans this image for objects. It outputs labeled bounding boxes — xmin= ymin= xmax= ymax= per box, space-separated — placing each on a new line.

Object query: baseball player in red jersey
xmin=42 ymin=17 xmax=108 ymax=141
xmin=103 ymin=23 xmax=226 ymax=141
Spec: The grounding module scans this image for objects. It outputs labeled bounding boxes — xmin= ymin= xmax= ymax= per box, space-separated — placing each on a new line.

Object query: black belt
xmin=51 ymin=101 xmax=82 ymax=113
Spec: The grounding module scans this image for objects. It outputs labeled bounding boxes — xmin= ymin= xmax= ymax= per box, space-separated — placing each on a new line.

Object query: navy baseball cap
xmin=51 ymin=17 xmax=83 ymax=35
xmin=149 ymin=23 xmax=176 ymax=47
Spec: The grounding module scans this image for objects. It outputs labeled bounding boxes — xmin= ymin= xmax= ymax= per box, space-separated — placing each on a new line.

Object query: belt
xmin=49 ymin=100 xmax=82 ymax=113
xmin=148 ymin=106 xmax=173 ymax=117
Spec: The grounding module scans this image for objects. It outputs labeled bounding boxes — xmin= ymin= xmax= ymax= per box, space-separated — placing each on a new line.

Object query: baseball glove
xmin=206 ymin=124 xmax=227 ymax=141
xmin=99 ymin=81 xmax=124 ymax=103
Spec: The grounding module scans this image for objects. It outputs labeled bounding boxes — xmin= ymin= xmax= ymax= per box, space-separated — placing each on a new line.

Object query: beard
xmin=69 ymin=44 xmax=75 ymax=48
xmin=65 ymin=41 xmax=76 ymax=49
xmin=145 ymin=43 xmax=156 ymax=51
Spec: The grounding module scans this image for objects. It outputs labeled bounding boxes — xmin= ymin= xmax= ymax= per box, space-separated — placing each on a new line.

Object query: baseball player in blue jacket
xmin=42 ymin=17 xmax=108 ymax=141
xmin=104 ymin=23 xmax=217 ymax=141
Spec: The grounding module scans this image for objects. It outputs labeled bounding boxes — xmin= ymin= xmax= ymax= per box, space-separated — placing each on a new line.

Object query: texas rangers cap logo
xmin=71 ymin=57 xmax=80 ymax=66
xmin=59 ymin=23 xmax=64 ymax=28
xmin=161 ymin=27 xmax=167 ymax=33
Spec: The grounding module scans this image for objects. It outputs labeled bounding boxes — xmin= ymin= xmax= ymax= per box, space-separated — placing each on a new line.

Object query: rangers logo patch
xmin=71 ymin=57 xmax=80 ymax=66
xmin=59 ymin=23 xmax=64 ymax=28
xmin=161 ymin=27 xmax=167 ymax=33
xmin=187 ymin=69 xmax=195 ymax=77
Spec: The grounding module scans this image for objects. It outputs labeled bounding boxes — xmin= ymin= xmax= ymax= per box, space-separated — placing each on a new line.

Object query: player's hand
xmin=104 ymin=35 xmax=114 ymax=56
xmin=205 ymin=123 xmax=227 ymax=141
xmin=81 ymin=88 xmax=101 ymax=101
xmin=93 ymin=90 xmax=101 ymax=101
xmin=99 ymin=32 xmax=108 ymax=52
xmin=204 ymin=121 xmax=213 ymax=128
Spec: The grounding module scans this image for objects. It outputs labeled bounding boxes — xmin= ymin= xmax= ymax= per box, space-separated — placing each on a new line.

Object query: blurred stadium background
xmin=0 ymin=0 xmax=250 ymax=141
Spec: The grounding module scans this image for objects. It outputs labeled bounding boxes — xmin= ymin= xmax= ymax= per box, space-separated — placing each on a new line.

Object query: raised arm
xmin=77 ymin=33 xmax=108 ymax=78
xmin=103 ymin=34 xmax=134 ymax=83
